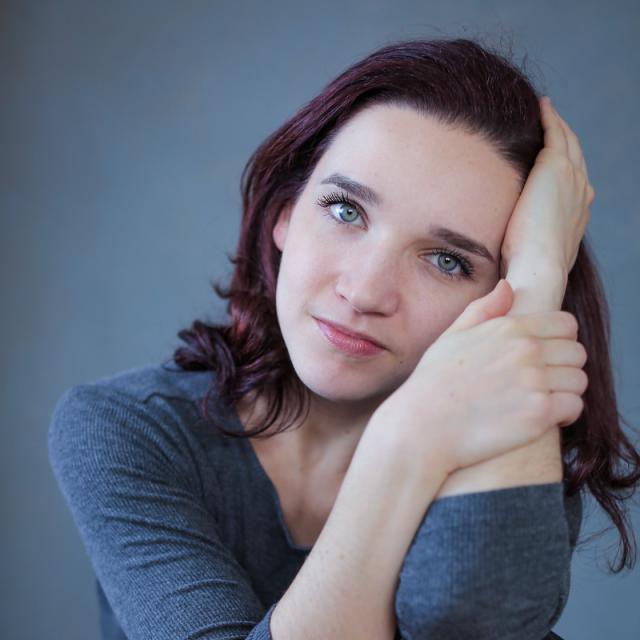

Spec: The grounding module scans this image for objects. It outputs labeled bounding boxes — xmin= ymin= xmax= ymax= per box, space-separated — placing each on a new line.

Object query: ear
xmin=273 ymin=203 xmax=293 ymax=252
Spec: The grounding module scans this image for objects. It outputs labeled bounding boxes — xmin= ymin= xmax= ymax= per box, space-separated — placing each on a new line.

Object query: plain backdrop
xmin=1 ymin=1 xmax=639 ymax=638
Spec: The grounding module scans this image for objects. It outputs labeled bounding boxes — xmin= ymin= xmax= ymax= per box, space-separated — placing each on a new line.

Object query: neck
xmin=235 ymin=387 xmax=386 ymax=478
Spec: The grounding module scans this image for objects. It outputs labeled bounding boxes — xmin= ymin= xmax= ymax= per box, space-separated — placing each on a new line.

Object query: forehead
xmin=310 ymin=103 xmax=523 ymax=241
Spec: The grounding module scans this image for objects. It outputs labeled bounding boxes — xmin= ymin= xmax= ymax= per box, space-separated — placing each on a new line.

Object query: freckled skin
xmin=272 ymin=103 xmax=521 ymax=410
xmin=243 ymin=103 xmax=523 ymax=509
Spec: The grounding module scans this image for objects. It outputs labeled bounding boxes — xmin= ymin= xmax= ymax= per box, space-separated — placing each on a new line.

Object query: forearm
xmin=394 ymin=482 xmax=573 ymax=640
xmin=393 ymin=261 xmax=573 ymax=637
xmin=503 ymin=254 xmax=568 ymax=315
xmin=270 ymin=421 xmax=449 ymax=640
xmin=389 ymin=259 xmax=574 ymax=639
xmin=435 ymin=258 xmax=568 ymax=498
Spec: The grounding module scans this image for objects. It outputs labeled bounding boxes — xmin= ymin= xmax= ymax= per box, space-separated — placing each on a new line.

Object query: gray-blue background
xmin=2 ymin=1 xmax=638 ymax=638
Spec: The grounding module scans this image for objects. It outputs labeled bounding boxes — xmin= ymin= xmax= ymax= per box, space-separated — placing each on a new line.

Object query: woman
xmin=48 ymin=38 xmax=639 ymax=640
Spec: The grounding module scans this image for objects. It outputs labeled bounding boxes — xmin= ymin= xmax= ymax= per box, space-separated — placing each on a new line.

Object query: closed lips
xmin=315 ymin=317 xmax=385 ymax=349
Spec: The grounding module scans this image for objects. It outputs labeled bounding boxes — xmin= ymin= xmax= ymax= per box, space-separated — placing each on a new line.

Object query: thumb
xmin=442 ymin=278 xmax=514 ymax=336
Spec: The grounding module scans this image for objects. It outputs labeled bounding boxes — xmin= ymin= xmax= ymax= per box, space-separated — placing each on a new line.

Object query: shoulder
xmin=79 ymin=359 xmax=216 ymax=404
xmin=47 ymin=361 xmax=228 ymax=486
xmin=49 ymin=360 xmax=218 ymax=428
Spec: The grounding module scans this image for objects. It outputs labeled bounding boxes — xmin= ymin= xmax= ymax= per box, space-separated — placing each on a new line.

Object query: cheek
xmin=281 ymin=222 xmax=336 ymax=289
xmin=406 ymin=300 xmax=470 ymax=361
xmin=275 ymin=232 xmax=330 ymax=316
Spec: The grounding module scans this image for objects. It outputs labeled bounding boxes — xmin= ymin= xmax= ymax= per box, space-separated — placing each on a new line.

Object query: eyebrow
xmin=427 ymin=225 xmax=496 ymax=264
xmin=319 ymin=172 xmax=496 ymax=264
xmin=320 ymin=172 xmax=382 ymax=206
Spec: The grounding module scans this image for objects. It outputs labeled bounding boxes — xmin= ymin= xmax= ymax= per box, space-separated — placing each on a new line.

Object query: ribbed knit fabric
xmin=48 ymin=361 xmax=582 ymax=640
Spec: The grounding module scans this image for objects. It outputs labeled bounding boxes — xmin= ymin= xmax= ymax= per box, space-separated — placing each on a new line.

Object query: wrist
xmin=501 ymin=244 xmax=567 ymax=277
xmin=365 ymin=405 xmax=453 ymax=483
xmin=506 ymin=256 xmax=567 ymax=284
xmin=504 ymin=261 xmax=568 ymax=314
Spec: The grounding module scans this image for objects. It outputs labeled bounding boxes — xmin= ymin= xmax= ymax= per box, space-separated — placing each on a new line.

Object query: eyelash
xmin=315 ymin=190 xmax=476 ymax=280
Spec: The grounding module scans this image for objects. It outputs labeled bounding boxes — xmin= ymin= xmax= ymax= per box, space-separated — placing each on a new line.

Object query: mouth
xmin=313 ymin=317 xmax=386 ymax=357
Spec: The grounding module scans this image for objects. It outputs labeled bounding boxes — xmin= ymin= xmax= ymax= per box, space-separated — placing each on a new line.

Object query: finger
xmin=548 ymin=101 xmax=590 ymax=179
xmin=552 ymin=391 xmax=585 ymax=428
xmin=519 ymin=310 xmax=579 ymax=340
xmin=540 ymin=339 xmax=588 ymax=367
xmin=544 ymin=366 xmax=589 ymax=394
xmin=539 ymin=96 xmax=568 ymax=155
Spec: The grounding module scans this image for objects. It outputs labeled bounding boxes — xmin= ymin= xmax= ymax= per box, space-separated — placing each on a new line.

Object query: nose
xmin=334 ymin=248 xmax=400 ymax=315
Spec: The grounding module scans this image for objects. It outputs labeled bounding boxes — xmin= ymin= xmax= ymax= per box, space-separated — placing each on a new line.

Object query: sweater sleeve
xmin=47 ymin=383 xmax=277 ymax=640
xmin=393 ymin=480 xmax=582 ymax=640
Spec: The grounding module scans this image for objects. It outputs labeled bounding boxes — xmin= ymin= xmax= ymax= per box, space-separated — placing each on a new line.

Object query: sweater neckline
xmin=226 ymin=402 xmax=313 ymax=555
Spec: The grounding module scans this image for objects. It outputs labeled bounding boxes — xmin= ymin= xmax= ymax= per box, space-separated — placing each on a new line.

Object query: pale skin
xmin=236 ymin=96 xmax=594 ymax=548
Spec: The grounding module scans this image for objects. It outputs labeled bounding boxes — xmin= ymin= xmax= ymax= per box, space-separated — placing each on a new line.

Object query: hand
xmin=371 ymin=279 xmax=588 ymax=477
xmin=499 ymin=96 xmax=595 ymax=278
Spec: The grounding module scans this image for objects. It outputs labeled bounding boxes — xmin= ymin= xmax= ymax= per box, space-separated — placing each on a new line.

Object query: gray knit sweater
xmin=48 ymin=361 xmax=582 ymax=640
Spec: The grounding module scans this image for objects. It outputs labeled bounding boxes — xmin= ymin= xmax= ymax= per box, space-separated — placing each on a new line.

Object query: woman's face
xmin=273 ymin=103 xmax=523 ymax=407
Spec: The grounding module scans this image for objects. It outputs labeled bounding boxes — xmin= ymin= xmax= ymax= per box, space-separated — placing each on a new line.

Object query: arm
xmin=271 ymin=417 xmax=451 ymax=640
xmin=48 ymin=382 xmax=451 ymax=640
xmin=392 ymin=265 xmax=580 ymax=640
xmin=394 ymin=481 xmax=582 ymax=640
xmin=434 ymin=94 xmax=593 ymax=498
xmin=394 ymin=97 xmax=590 ymax=637
xmin=435 ymin=262 xmax=568 ymax=499
xmin=48 ymin=384 xmax=275 ymax=640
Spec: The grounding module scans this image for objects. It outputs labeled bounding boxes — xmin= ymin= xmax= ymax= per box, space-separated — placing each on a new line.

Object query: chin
xmin=288 ymin=351 xmax=397 ymax=405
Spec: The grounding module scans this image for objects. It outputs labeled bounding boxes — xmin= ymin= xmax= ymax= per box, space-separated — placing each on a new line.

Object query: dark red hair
xmin=167 ymin=37 xmax=640 ymax=573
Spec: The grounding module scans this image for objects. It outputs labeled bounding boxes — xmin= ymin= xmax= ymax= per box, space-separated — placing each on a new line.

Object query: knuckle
xmin=521 ymin=366 xmax=547 ymax=390
xmin=525 ymin=391 xmax=552 ymax=421
xmin=495 ymin=315 xmax=519 ymax=335
xmin=515 ymin=336 xmax=542 ymax=360
xmin=550 ymin=153 xmax=575 ymax=176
